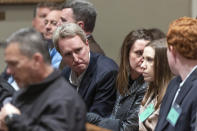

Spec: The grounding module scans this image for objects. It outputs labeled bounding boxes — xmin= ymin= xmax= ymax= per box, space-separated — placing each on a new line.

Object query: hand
xmin=0 ymin=103 xmax=21 ymax=121
xmin=0 ymin=103 xmax=21 ymax=131
xmin=86 ymin=112 xmax=102 ymax=125
xmin=0 ymin=121 xmax=8 ymax=131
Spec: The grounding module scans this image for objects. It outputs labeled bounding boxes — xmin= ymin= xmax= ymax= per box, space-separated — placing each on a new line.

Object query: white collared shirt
xmin=69 ymin=70 xmax=86 ymax=92
xmin=69 ymin=53 xmax=90 ymax=92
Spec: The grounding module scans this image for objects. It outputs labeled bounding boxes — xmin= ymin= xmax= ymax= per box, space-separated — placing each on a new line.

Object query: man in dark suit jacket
xmin=53 ymin=23 xmax=118 ymax=117
xmin=155 ymin=17 xmax=197 ymax=131
xmin=59 ymin=0 xmax=105 ymax=55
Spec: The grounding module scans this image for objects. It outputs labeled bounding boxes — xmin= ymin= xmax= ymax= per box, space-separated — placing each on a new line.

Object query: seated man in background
xmin=33 ymin=2 xmax=62 ymax=68
xmin=155 ymin=17 xmax=197 ymax=131
xmin=60 ymin=0 xmax=105 ymax=55
xmin=0 ymin=28 xmax=86 ymax=131
xmin=32 ymin=2 xmax=58 ymax=34
xmin=53 ymin=23 xmax=118 ymax=117
xmin=58 ymin=0 xmax=105 ymax=69
xmin=40 ymin=6 xmax=62 ymax=68
xmin=2 ymin=2 xmax=60 ymax=89
xmin=43 ymin=7 xmax=62 ymax=68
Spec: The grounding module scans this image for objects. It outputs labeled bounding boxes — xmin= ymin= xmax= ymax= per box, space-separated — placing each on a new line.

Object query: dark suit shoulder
xmin=61 ymin=67 xmax=71 ymax=80
xmin=91 ymin=52 xmax=118 ymax=71
xmin=88 ymin=35 xmax=105 ymax=55
xmin=165 ymin=76 xmax=181 ymax=93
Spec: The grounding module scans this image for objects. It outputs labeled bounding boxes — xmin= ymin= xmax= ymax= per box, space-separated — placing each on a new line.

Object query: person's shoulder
xmin=48 ymin=72 xmax=81 ymax=100
xmin=0 ymin=76 xmax=15 ymax=93
xmin=45 ymin=75 xmax=86 ymax=112
xmin=61 ymin=66 xmax=71 ymax=78
xmin=168 ymin=76 xmax=181 ymax=86
xmin=91 ymin=52 xmax=118 ymax=70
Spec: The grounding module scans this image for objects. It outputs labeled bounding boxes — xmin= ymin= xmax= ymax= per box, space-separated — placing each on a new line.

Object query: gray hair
xmin=61 ymin=0 xmax=97 ymax=33
xmin=53 ymin=23 xmax=87 ymax=53
xmin=6 ymin=28 xmax=51 ymax=64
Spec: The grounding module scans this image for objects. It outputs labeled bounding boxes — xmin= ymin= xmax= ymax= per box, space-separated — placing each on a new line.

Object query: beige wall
xmin=90 ymin=0 xmax=191 ymax=63
xmin=0 ymin=0 xmax=191 ymax=73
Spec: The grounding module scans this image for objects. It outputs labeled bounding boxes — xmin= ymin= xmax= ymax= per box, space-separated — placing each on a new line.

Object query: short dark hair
xmin=33 ymin=2 xmax=60 ymax=18
xmin=61 ymin=0 xmax=97 ymax=33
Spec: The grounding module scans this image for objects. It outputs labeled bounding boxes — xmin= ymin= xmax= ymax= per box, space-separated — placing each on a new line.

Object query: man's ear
xmin=85 ymin=39 xmax=89 ymax=46
xmin=77 ymin=21 xmax=85 ymax=30
xmin=169 ymin=45 xmax=176 ymax=56
xmin=168 ymin=45 xmax=177 ymax=62
xmin=32 ymin=53 xmax=43 ymax=68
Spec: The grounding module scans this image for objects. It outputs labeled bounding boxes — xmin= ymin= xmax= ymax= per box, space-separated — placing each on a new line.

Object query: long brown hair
xmin=116 ymin=29 xmax=152 ymax=95
xmin=141 ymin=38 xmax=173 ymax=110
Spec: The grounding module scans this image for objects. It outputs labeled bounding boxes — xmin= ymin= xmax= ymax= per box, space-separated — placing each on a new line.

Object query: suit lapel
xmin=62 ymin=67 xmax=71 ymax=80
xmin=158 ymin=76 xmax=181 ymax=130
xmin=175 ymin=69 xmax=197 ymax=105
xmin=78 ymin=53 xmax=96 ymax=98
xmin=159 ymin=69 xmax=197 ymax=130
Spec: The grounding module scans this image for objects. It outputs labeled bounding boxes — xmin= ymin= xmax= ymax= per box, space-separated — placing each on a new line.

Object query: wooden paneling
xmin=0 ymin=0 xmax=64 ymax=4
xmin=86 ymin=123 xmax=111 ymax=131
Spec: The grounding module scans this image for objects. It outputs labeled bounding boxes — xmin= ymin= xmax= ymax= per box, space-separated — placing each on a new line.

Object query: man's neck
xmin=178 ymin=60 xmax=197 ymax=81
xmin=36 ymin=65 xmax=54 ymax=82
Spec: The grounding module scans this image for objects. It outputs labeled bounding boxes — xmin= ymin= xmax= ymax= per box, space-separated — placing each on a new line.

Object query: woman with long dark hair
xmin=87 ymin=29 xmax=153 ymax=131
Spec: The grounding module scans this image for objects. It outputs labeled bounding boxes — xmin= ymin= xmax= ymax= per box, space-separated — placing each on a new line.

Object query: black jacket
xmin=155 ymin=69 xmax=197 ymax=131
xmin=8 ymin=70 xmax=86 ymax=131
xmin=0 ymin=76 xmax=15 ymax=108
xmin=87 ymin=76 xmax=146 ymax=131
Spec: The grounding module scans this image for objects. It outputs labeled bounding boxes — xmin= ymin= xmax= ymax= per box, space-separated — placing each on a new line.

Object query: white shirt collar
xmin=180 ymin=65 xmax=197 ymax=87
xmin=69 ymin=52 xmax=90 ymax=90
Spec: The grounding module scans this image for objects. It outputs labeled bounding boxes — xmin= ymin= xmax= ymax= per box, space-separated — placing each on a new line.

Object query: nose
xmin=72 ymin=53 xmax=79 ymax=63
xmin=138 ymin=55 xmax=144 ymax=65
xmin=6 ymin=66 xmax=12 ymax=75
xmin=57 ymin=20 xmax=62 ymax=26
xmin=45 ymin=23 xmax=51 ymax=31
xmin=141 ymin=60 xmax=146 ymax=70
xmin=139 ymin=55 xmax=143 ymax=61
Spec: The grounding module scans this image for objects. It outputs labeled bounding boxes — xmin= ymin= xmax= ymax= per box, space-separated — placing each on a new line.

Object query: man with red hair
xmin=155 ymin=17 xmax=197 ymax=131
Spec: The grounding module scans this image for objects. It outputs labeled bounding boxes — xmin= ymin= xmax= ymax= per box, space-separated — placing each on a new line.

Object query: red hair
xmin=167 ymin=17 xmax=197 ymax=59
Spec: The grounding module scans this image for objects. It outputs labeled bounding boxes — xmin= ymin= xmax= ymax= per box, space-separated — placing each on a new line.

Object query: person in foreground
xmin=53 ymin=23 xmax=118 ymax=117
xmin=0 ymin=28 xmax=86 ymax=131
xmin=139 ymin=38 xmax=173 ymax=131
xmin=87 ymin=29 xmax=152 ymax=131
xmin=155 ymin=17 xmax=197 ymax=131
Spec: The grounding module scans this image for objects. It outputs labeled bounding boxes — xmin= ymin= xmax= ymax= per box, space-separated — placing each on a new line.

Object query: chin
xmin=137 ymin=70 xmax=143 ymax=74
xmin=144 ymin=78 xmax=153 ymax=82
